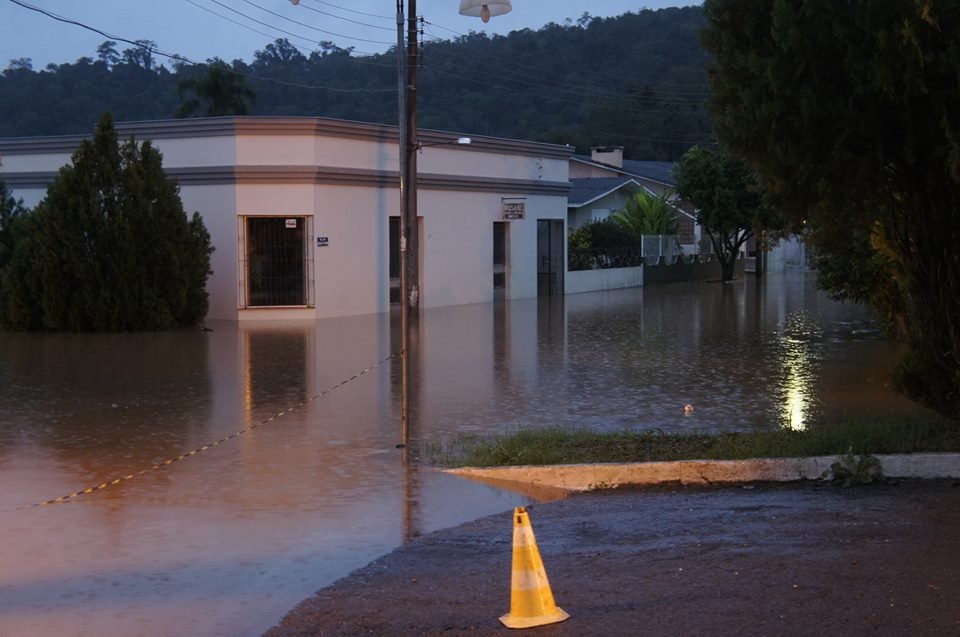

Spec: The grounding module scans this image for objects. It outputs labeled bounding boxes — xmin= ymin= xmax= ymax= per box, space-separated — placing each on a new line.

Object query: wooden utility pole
xmin=402 ymin=0 xmax=419 ymax=320
xmin=398 ymin=0 xmax=420 ymax=447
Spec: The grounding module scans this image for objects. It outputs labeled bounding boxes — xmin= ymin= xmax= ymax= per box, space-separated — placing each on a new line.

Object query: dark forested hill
xmin=0 ymin=7 xmax=712 ymax=160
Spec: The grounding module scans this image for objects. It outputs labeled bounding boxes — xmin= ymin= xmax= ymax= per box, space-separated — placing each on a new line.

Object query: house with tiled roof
xmin=569 ymin=146 xmax=701 ymax=254
xmin=571 ymin=146 xmax=809 ymax=272
xmin=568 ymin=176 xmax=647 ymax=229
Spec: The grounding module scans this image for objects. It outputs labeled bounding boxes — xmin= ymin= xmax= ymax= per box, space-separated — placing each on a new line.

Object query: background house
xmin=569 ymin=146 xmax=700 ymax=254
xmin=567 ymin=176 xmax=647 ymax=229
xmin=0 ymin=116 xmax=572 ymax=320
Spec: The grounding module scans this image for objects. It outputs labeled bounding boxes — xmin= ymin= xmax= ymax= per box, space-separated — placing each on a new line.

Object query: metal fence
xmin=568 ymin=246 xmax=644 ymax=271
xmin=568 ymin=235 xmax=685 ymax=272
xmin=641 ymin=234 xmax=681 ymax=259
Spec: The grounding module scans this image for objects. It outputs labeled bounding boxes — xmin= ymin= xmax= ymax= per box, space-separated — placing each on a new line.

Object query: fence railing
xmin=568 ymin=235 xmax=685 ymax=271
xmin=569 ymin=248 xmax=717 ymax=271
xmin=641 ymin=234 xmax=681 ymax=259
xmin=568 ymin=246 xmax=644 ymax=271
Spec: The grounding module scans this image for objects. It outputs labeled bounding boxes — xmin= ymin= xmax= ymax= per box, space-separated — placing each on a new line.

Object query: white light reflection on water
xmin=0 ymin=272 xmax=931 ymax=636
xmin=778 ymin=312 xmax=821 ymax=431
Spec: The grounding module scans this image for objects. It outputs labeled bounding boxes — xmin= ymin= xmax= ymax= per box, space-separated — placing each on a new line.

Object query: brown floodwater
xmin=0 ymin=272 xmax=929 ymax=636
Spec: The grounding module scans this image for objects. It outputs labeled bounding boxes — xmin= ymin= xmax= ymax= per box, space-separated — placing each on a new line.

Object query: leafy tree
xmin=703 ymin=0 xmax=960 ymax=419
xmin=673 ymin=146 xmax=766 ymax=281
xmin=96 ymin=41 xmax=120 ymax=67
xmin=0 ymin=113 xmax=213 ymax=331
xmin=253 ymin=38 xmax=306 ymax=68
xmin=176 ymin=60 xmax=255 ymax=117
xmin=612 ymin=189 xmax=679 ymax=240
xmin=122 ymin=40 xmax=156 ymax=70
xmin=7 ymin=58 xmax=32 ymax=72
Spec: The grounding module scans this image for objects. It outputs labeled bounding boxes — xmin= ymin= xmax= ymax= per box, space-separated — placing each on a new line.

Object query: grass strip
xmin=429 ymin=416 xmax=960 ymax=468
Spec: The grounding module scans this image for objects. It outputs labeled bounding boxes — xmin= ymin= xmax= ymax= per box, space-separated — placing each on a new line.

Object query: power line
xmin=290 ymin=0 xmax=395 ymax=32
xmin=6 ymin=0 xmax=183 ymax=61
xmin=204 ymin=0 xmax=393 ymax=45
xmin=6 ymin=0 xmax=396 ymax=94
xmin=181 ymin=0 xmax=382 ymax=58
xmin=308 ymin=0 xmax=395 ymax=21
xmin=182 ymin=0 xmax=283 ymax=49
xmin=234 ymin=0 xmax=394 ymax=39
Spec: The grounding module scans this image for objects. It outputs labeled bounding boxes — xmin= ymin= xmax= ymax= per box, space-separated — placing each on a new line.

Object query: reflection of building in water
xmin=241 ymin=324 xmax=311 ymax=420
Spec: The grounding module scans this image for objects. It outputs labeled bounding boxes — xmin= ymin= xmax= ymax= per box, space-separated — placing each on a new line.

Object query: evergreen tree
xmin=0 ymin=179 xmax=27 ymax=310
xmin=0 ymin=113 xmax=213 ymax=331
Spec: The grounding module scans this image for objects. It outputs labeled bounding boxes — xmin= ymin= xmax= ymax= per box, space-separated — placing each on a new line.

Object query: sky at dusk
xmin=1 ymin=1 xmax=699 ymax=70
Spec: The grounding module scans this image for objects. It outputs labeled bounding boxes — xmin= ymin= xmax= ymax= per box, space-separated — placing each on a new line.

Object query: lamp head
xmin=459 ymin=1 xmax=512 ymax=23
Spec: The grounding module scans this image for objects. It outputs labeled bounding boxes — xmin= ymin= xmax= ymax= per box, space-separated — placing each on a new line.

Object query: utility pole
xmin=398 ymin=0 xmax=419 ymax=448
xmin=401 ymin=0 xmax=419 ymax=321
xmin=291 ymin=0 xmax=512 ymax=449
xmin=396 ymin=0 xmax=410 ymax=448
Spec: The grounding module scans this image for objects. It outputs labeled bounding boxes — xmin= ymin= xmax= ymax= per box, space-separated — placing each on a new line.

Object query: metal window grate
xmin=245 ymin=217 xmax=307 ymax=307
xmin=389 ymin=216 xmax=401 ymax=304
xmin=493 ymin=222 xmax=506 ymax=290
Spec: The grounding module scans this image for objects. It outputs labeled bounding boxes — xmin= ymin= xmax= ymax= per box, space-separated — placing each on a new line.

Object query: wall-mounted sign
xmin=502 ymin=198 xmax=526 ymax=220
xmin=285 ymin=218 xmax=298 ymax=229
xmin=316 ymin=236 xmax=329 ymax=247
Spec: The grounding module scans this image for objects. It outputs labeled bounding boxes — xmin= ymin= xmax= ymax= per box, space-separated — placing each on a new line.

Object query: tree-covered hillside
xmin=0 ymin=7 xmax=712 ymax=160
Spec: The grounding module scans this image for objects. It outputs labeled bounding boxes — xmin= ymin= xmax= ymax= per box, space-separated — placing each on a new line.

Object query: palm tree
xmin=176 ymin=60 xmax=255 ymax=118
xmin=611 ymin=189 xmax=679 ymax=241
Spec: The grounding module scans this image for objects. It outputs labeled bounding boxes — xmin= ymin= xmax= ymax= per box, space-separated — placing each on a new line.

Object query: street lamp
xmin=458 ymin=1 xmax=513 ymax=23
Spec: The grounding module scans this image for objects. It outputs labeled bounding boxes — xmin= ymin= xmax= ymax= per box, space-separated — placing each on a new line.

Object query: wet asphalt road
xmin=266 ymin=480 xmax=960 ymax=636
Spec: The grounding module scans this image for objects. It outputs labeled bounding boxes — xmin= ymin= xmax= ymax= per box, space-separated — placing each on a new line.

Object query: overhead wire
xmin=181 ymin=0 xmax=384 ymax=59
xmin=288 ymin=0 xmax=396 ymax=32
xmin=205 ymin=0 xmax=394 ymax=45
xmin=307 ymin=0 xmax=395 ymax=21
xmin=7 ymin=0 xmax=396 ymax=93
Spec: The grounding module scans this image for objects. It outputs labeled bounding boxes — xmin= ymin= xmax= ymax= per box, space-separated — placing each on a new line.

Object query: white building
xmin=0 ymin=117 xmax=572 ymax=320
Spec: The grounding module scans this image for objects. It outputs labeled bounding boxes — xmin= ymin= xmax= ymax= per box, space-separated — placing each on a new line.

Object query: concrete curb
xmin=445 ymin=453 xmax=960 ymax=492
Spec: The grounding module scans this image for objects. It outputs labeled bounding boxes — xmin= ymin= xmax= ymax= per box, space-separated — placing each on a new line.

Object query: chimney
xmin=591 ymin=146 xmax=624 ymax=168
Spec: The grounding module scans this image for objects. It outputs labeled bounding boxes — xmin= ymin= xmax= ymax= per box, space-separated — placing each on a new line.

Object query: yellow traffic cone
xmin=500 ymin=506 xmax=570 ymax=629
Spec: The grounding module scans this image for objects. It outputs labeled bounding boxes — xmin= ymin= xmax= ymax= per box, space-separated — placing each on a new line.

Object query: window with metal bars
xmin=493 ymin=221 xmax=506 ymax=290
xmin=243 ymin=217 xmax=309 ymax=307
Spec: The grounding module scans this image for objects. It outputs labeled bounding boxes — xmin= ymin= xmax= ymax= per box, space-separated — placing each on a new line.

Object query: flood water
xmin=0 ymin=272 xmax=930 ymax=636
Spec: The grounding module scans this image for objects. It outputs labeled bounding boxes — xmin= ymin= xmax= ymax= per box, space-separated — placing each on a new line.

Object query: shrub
xmin=0 ymin=113 xmax=213 ymax=331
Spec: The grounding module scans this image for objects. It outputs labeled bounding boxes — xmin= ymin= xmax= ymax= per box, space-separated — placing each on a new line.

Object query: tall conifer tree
xmin=1 ymin=113 xmax=213 ymax=331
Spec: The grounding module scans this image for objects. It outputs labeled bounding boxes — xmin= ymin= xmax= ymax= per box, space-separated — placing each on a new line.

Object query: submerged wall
xmin=565 ymin=255 xmax=744 ymax=295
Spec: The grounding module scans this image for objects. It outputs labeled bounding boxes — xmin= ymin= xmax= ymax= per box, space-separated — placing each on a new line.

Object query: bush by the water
xmin=568 ymin=218 xmax=638 ymax=270
xmin=0 ymin=113 xmax=213 ymax=331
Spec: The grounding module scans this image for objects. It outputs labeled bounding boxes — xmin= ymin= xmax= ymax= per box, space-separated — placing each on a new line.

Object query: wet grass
xmin=429 ymin=415 xmax=960 ymax=468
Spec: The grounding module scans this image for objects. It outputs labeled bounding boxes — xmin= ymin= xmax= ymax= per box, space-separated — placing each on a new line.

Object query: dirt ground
xmin=265 ymin=480 xmax=960 ymax=636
